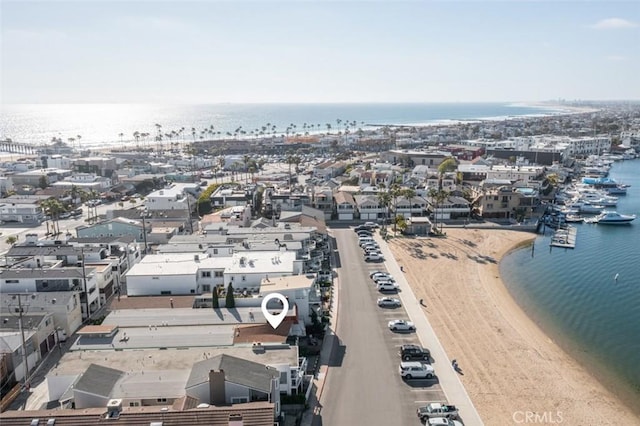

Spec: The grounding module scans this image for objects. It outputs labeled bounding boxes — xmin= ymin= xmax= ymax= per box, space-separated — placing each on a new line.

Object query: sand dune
xmin=389 ymin=228 xmax=639 ymax=426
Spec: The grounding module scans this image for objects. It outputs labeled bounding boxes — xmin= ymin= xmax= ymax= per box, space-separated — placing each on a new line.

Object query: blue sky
xmin=1 ymin=1 xmax=638 ymax=103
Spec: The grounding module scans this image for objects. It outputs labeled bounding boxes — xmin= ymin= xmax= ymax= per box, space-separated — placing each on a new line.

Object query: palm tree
xmin=389 ymin=184 xmax=402 ymax=234
xmin=402 ymin=188 xmax=416 ymax=218
xmin=377 ymin=190 xmax=392 ymax=232
xmin=243 ymin=155 xmax=250 ymax=182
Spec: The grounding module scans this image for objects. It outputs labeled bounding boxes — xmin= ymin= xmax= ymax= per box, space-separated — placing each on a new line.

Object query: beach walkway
xmin=375 ymin=232 xmax=484 ymax=426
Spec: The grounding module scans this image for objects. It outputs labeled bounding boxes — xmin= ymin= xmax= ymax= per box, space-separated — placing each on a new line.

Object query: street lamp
xmin=79 ymin=247 xmax=90 ymax=321
xmin=5 ymin=293 xmax=37 ymax=389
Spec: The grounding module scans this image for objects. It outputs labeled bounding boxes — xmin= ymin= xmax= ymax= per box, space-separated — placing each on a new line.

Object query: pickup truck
xmin=417 ymin=402 xmax=460 ymax=421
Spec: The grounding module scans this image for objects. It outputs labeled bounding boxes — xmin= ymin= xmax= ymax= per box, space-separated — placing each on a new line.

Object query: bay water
xmin=501 ymin=159 xmax=640 ymax=410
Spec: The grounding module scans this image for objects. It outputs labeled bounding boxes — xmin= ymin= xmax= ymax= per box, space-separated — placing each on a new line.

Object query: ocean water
xmin=0 ymin=102 xmax=566 ymax=148
xmin=501 ymin=159 xmax=640 ymax=408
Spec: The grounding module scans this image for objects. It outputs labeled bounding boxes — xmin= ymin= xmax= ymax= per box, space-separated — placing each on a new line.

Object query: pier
xmin=550 ymin=226 xmax=577 ymax=249
xmin=0 ymin=140 xmax=39 ymax=155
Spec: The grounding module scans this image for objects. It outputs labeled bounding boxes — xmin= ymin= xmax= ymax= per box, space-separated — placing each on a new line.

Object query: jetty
xmin=550 ymin=226 xmax=577 ymax=249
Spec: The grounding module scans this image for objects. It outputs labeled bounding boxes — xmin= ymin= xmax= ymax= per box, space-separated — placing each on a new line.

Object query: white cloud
xmin=591 ymin=18 xmax=638 ymax=30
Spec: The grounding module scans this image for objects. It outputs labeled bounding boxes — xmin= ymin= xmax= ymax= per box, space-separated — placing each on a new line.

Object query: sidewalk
xmin=375 ymin=233 xmax=484 ymax=426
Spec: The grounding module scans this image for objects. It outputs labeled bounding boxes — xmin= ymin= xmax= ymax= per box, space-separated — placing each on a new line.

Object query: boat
xmin=565 ymin=214 xmax=584 ymax=223
xmin=589 ymin=211 xmax=636 ymax=225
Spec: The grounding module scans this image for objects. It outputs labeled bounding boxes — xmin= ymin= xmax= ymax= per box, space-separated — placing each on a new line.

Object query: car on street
xmin=354 ymin=225 xmax=369 ymax=232
xmin=388 ymin=319 xmax=416 ymax=332
xmin=425 ymin=417 xmax=464 ymax=426
xmin=399 ymin=361 xmax=435 ymax=380
xmin=369 ymin=270 xmax=388 ymax=278
xmin=399 ymin=344 xmax=430 ymax=361
xmin=364 ymin=247 xmax=381 ymax=255
xmin=365 ymin=253 xmax=384 ymax=262
xmin=364 ymin=221 xmax=379 ymax=228
xmin=377 ymin=297 xmax=401 ymax=308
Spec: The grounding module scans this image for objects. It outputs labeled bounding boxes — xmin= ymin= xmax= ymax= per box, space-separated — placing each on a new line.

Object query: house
xmin=354 ymin=194 xmax=386 ymax=221
xmin=76 ymin=217 xmax=146 ymax=241
xmin=393 ymin=195 xmax=428 ymax=218
xmin=334 ymin=191 xmax=356 ymax=220
xmin=210 ymin=186 xmax=250 ymax=209
xmin=426 ymin=195 xmax=471 ymax=220
xmin=472 ymin=184 xmax=523 ymax=219
xmin=144 ymin=184 xmax=196 ymax=211
xmin=0 ymin=195 xmax=47 ymax=224
xmin=312 ymin=161 xmax=347 ymax=181
xmin=311 ymin=186 xmax=334 ymax=220
xmin=124 ymin=253 xmax=199 ymax=296
xmin=0 ymin=268 xmax=101 ymax=320
xmin=186 ymin=355 xmax=281 ymax=416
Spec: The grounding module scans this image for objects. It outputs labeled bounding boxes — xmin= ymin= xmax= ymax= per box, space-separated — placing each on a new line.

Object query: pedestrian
xmin=452 ymin=359 xmax=458 ymax=370
xmin=419 ymin=298 xmax=425 ymax=306
xmin=170 ymin=298 xmax=174 ymax=308
xmin=400 ymin=265 xmax=404 ymax=272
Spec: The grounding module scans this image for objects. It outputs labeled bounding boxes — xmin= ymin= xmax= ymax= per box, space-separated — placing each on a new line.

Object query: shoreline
xmin=389 ymin=229 xmax=639 ymax=425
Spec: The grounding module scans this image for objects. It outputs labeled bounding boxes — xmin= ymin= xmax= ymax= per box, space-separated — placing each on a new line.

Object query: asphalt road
xmin=320 ymin=228 xmax=446 ymax=426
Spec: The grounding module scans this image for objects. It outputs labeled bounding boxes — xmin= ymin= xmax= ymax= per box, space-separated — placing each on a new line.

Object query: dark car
xmin=399 ymin=344 xmax=430 ymax=361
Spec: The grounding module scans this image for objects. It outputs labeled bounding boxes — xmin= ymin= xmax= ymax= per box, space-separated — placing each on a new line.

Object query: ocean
xmin=501 ymin=159 xmax=640 ymax=409
xmin=0 ymin=102 xmax=567 ymax=149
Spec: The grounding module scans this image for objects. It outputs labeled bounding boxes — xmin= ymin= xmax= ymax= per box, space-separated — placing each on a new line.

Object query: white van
xmin=359 ymin=237 xmax=374 ymax=247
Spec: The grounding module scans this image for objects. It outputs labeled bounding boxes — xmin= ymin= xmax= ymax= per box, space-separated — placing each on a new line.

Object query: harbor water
xmin=501 ymin=159 xmax=640 ymax=408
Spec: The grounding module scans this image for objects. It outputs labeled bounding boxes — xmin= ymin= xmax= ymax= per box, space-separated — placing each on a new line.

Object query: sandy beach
xmin=389 ymin=228 xmax=639 ymax=426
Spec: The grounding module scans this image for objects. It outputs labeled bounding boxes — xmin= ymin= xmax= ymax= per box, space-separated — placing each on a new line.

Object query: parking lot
xmin=360 ymin=245 xmax=449 ymax=418
xmin=320 ymin=228 xmax=448 ymax=425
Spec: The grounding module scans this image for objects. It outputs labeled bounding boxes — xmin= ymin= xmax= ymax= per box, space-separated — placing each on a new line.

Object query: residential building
xmin=354 ymin=194 xmax=386 ymax=221
xmin=0 ymin=196 xmax=46 ymax=225
xmin=334 ymin=191 xmax=356 ymax=220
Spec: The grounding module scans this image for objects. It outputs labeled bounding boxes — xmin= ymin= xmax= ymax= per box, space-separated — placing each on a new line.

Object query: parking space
xmin=358 ymin=237 xmax=448 ymax=423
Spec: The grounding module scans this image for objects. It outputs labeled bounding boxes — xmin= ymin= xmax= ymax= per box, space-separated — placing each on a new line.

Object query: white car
xmin=426 ymin=418 xmax=464 ymax=426
xmin=369 ymin=270 xmax=387 ymax=278
xmin=364 ymin=247 xmax=381 ymax=255
xmin=388 ymin=319 xmax=416 ymax=332
xmin=377 ymin=297 xmax=401 ymax=308
xmin=377 ymin=282 xmax=399 ymax=292
xmin=364 ymin=221 xmax=380 ymax=229
xmin=373 ymin=275 xmax=395 ymax=283
xmin=399 ymin=361 xmax=435 ymax=380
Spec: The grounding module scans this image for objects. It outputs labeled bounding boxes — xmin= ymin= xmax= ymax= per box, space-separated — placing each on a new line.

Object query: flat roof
xmin=50 ymin=345 xmax=299 ymax=376
xmin=126 ymin=254 xmax=200 ymax=276
xmin=225 ymin=251 xmax=297 ymax=275
xmin=77 ymin=325 xmax=118 ymax=335
xmin=260 ymin=274 xmax=315 ymax=292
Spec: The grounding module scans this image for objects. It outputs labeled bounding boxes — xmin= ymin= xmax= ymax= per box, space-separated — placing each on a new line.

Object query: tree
xmin=377 ymin=189 xmax=391 ymax=230
xmin=402 ymin=188 xmax=416 ymax=218
xmin=225 ymin=283 xmax=236 ymax=308
xmin=38 ymin=175 xmax=49 ymax=190
xmin=437 ymin=157 xmax=458 ymax=190
xmin=389 ymin=184 xmax=402 ymax=234
xmin=5 ymin=236 xmax=17 ymax=246
xmin=212 ymin=286 xmax=220 ymax=309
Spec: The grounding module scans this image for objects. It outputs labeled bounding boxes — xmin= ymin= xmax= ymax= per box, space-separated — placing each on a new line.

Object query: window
xmin=152 ymin=277 xmax=159 ymax=280
xmin=6 ymin=280 xmax=19 ymax=284
xmin=213 ymin=249 xmax=218 ymax=254
xmin=201 ymin=271 xmax=211 ymax=278
xmin=241 ymin=275 xmax=246 ymax=282
xmin=231 ymin=397 xmax=248 ymax=404
xmin=202 ymin=285 xmax=211 ymax=292
xmin=214 ymin=271 xmax=223 ymax=278
xmin=156 ymin=398 xmax=167 ymax=403
xmin=129 ymin=402 xmax=140 ymax=407
xmin=280 ymin=371 xmax=288 ymax=384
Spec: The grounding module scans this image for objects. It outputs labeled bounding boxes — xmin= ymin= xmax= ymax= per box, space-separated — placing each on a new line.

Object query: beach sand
xmin=389 ymin=228 xmax=639 ymax=426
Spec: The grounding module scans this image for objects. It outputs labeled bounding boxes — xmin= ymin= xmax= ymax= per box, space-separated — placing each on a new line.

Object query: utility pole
xmin=6 ymin=293 xmax=36 ymax=388
xmin=80 ymin=247 xmax=90 ymax=320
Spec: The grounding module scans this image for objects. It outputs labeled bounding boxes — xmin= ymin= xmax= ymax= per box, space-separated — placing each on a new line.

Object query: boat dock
xmin=550 ymin=226 xmax=577 ymax=249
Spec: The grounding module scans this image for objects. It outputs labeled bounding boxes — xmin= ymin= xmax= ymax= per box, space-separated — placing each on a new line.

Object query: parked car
xmin=364 ymin=247 xmax=381 ymax=255
xmin=359 ymin=238 xmax=375 ymax=247
xmin=425 ymin=417 xmax=464 ymax=426
xmin=369 ymin=270 xmax=388 ymax=278
xmin=417 ymin=403 xmax=460 ymax=421
xmin=377 ymin=297 xmax=401 ymax=308
xmin=354 ymin=225 xmax=369 ymax=232
xmin=399 ymin=361 xmax=435 ymax=380
xmin=388 ymin=319 xmax=415 ymax=332
xmin=377 ymin=282 xmax=399 ymax=292
xmin=400 ymin=344 xmax=430 ymax=361
xmin=365 ymin=253 xmax=384 ymax=262
xmin=373 ymin=274 xmax=394 ymax=283
xmin=364 ymin=221 xmax=380 ymax=229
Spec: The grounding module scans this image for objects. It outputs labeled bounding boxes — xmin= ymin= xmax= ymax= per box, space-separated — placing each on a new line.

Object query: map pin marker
xmin=261 ymin=293 xmax=289 ymax=329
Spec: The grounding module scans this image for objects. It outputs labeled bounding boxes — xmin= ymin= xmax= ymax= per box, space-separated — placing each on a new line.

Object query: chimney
xmin=209 ymin=370 xmax=226 ymax=405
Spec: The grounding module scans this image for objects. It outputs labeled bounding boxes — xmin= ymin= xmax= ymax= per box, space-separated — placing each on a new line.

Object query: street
xmin=319 ymin=229 xmax=446 ymax=425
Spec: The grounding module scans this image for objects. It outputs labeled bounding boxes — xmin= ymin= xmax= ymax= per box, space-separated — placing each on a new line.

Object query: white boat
xmin=565 ymin=214 xmax=584 ymax=223
xmin=590 ymin=211 xmax=636 ymax=225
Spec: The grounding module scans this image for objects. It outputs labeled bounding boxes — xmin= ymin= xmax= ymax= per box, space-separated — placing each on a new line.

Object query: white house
xmin=354 ymin=194 xmax=386 ymax=220
xmin=144 ymin=184 xmax=195 ymax=211
xmin=223 ymin=251 xmax=301 ymax=291
xmin=124 ymin=253 xmax=199 ymax=296
xmin=260 ymin=274 xmax=316 ymax=326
